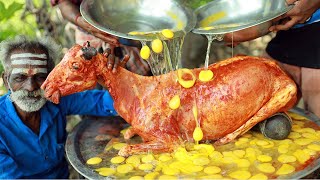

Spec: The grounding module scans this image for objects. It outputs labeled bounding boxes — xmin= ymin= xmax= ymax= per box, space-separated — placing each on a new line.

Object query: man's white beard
xmin=10 ymin=89 xmax=46 ymax=112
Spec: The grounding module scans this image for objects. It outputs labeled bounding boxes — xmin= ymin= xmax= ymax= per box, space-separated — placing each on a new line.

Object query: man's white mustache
xmin=14 ymin=89 xmax=45 ymax=98
xmin=10 ymin=88 xmax=47 ymax=112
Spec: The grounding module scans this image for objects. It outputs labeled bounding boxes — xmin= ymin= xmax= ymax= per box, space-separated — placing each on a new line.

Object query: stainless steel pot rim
xmin=192 ymin=3 xmax=294 ymax=35
xmin=80 ymin=0 xmax=196 ymax=41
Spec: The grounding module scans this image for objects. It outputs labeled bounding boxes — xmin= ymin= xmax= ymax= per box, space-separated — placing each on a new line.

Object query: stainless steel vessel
xmin=80 ymin=0 xmax=196 ymax=41
xmin=192 ymin=0 xmax=294 ymax=43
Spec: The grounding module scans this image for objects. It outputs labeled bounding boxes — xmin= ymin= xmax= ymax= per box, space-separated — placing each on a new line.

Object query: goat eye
xmin=72 ymin=62 xmax=79 ymax=70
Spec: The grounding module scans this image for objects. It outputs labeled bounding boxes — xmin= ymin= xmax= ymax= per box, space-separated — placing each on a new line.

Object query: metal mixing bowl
xmin=80 ymin=0 xmax=196 ymax=41
xmin=192 ymin=0 xmax=294 ymax=37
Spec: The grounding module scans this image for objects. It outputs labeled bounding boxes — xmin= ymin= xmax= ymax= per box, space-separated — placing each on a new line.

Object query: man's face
xmin=6 ymin=49 xmax=48 ymax=112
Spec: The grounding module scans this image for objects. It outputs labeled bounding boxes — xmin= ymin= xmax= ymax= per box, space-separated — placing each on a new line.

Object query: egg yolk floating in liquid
xmin=86 ymin=157 xmax=102 ymax=165
xmin=87 ymin=111 xmax=320 ymax=179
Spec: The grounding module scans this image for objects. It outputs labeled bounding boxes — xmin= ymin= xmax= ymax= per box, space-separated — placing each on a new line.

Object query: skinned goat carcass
xmin=41 ymin=44 xmax=297 ymax=156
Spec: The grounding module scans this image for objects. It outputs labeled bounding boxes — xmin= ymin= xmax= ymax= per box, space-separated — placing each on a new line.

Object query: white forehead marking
xmin=12 ymin=59 xmax=47 ymax=65
xmin=12 ymin=68 xmax=47 ymax=74
xmin=10 ymin=53 xmax=47 ymax=59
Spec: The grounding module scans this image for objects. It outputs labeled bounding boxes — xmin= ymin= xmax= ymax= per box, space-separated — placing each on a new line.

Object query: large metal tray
xmin=65 ymin=108 xmax=320 ymax=179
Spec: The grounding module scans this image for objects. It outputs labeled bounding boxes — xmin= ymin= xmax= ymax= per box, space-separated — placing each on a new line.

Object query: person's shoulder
xmin=0 ymin=93 xmax=10 ymax=120
xmin=0 ymin=93 xmax=9 ymax=109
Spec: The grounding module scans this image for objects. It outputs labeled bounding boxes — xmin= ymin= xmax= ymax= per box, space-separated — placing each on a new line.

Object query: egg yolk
xmin=140 ymin=45 xmax=151 ymax=60
xmin=177 ymin=69 xmax=196 ymax=88
xmin=169 ymin=95 xmax=180 ymax=110
xmin=151 ymin=39 xmax=163 ymax=53
xmin=199 ymin=70 xmax=214 ymax=82
xmin=161 ymin=29 xmax=174 ymax=39
xmin=193 ymin=127 xmax=203 ymax=142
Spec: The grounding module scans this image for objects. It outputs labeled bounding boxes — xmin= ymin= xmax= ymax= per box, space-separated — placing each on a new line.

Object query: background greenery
xmin=1 ymin=0 xmax=40 ymax=73
xmin=1 ymin=1 xmax=34 ymax=40
xmin=0 ymin=0 xmax=70 ymax=75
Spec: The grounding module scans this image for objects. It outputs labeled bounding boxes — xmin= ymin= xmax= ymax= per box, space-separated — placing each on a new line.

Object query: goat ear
xmin=81 ymin=47 xmax=97 ymax=60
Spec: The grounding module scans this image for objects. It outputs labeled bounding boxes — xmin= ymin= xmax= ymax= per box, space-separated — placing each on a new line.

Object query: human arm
xmin=60 ymin=90 xmax=117 ymax=116
xmin=224 ymin=0 xmax=320 ymax=45
xmin=223 ymin=20 xmax=272 ymax=46
xmin=57 ymin=0 xmax=120 ymax=46
xmin=0 ymin=147 xmax=23 ymax=178
xmin=269 ymin=0 xmax=320 ymax=31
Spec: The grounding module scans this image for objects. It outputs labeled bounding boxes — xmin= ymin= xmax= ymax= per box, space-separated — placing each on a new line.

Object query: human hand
xmin=77 ymin=16 xmax=120 ymax=47
xmin=269 ymin=0 xmax=320 ymax=31
xmin=57 ymin=0 xmax=120 ymax=46
xmin=103 ymin=47 xmax=129 ymax=74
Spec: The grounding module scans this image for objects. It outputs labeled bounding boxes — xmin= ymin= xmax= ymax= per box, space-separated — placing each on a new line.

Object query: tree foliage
xmin=0 ymin=0 xmax=38 ymax=41
xmin=0 ymin=0 xmax=66 ymax=74
xmin=0 ymin=1 xmax=24 ymax=21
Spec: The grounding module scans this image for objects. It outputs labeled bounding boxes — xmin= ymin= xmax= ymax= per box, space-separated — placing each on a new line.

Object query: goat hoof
xmin=258 ymin=112 xmax=292 ymax=140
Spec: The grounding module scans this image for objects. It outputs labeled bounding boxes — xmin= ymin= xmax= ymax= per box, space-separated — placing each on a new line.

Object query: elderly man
xmin=0 ymin=35 xmax=118 ymax=178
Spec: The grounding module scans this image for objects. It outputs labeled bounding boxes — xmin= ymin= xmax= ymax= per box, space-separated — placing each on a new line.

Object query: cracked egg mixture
xmin=85 ymin=112 xmax=320 ymax=179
